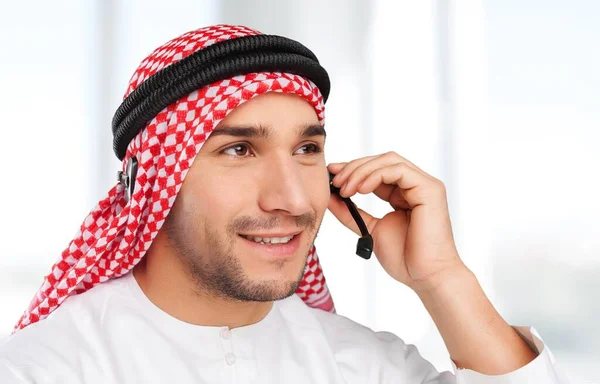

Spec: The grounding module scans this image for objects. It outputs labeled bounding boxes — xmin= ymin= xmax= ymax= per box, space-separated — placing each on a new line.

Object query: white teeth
xmin=242 ymin=235 xmax=294 ymax=244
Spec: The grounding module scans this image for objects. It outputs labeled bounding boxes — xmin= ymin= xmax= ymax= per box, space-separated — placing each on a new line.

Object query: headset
xmin=329 ymin=172 xmax=373 ymax=260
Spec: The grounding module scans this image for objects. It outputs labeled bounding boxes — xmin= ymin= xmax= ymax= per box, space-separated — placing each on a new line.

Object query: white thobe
xmin=0 ymin=272 xmax=570 ymax=383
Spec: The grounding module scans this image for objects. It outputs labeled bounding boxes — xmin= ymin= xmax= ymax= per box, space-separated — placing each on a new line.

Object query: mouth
xmin=237 ymin=231 xmax=303 ymax=259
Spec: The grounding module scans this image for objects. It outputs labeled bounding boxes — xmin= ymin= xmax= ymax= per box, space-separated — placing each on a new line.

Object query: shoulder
xmin=305 ymin=301 xmax=402 ymax=358
xmin=278 ymin=295 xmax=453 ymax=382
xmin=0 ymin=275 xmax=130 ymax=382
xmin=277 ymin=295 xmax=397 ymax=365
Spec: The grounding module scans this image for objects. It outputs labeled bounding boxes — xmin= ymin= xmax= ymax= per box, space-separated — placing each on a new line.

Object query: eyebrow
xmin=209 ymin=123 xmax=326 ymax=141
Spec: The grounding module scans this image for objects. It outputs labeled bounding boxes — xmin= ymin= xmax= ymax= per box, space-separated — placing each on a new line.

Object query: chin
xmin=246 ymin=259 xmax=304 ymax=282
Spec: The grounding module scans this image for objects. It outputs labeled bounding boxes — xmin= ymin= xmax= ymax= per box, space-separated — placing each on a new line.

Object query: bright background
xmin=0 ymin=1 xmax=597 ymax=382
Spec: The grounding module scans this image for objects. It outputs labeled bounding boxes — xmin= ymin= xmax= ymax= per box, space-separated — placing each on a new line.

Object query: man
xmin=0 ymin=24 xmax=569 ymax=383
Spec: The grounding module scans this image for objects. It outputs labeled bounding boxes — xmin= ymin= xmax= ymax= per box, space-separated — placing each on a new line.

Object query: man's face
xmin=163 ymin=92 xmax=329 ymax=302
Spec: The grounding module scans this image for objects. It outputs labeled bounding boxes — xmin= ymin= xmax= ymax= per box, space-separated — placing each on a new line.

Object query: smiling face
xmin=161 ymin=92 xmax=330 ymax=302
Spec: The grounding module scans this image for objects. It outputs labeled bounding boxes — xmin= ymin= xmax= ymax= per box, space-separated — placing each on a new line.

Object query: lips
xmin=238 ymin=230 xmax=302 ymax=239
xmin=238 ymin=232 xmax=302 ymax=259
xmin=240 ymin=234 xmax=295 ymax=245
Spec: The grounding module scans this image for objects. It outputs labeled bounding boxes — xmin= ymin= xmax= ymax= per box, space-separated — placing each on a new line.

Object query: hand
xmin=327 ymin=152 xmax=465 ymax=292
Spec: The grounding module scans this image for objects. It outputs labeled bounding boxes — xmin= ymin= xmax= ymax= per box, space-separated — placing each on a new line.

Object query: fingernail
xmin=340 ymin=183 xmax=348 ymax=194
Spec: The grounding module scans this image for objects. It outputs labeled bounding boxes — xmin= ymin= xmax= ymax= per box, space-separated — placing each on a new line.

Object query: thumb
xmin=327 ymin=193 xmax=378 ymax=237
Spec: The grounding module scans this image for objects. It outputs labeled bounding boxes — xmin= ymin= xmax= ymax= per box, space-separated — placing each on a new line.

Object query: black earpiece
xmin=329 ymin=172 xmax=373 ymax=260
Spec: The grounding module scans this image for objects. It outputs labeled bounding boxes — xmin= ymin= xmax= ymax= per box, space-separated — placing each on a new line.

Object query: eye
xmin=295 ymin=143 xmax=323 ymax=155
xmin=220 ymin=142 xmax=323 ymax=159
xmin=222 ymin=143 xmax=254 ymax=158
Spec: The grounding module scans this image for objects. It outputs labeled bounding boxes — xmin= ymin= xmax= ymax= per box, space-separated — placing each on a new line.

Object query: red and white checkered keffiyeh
xmin=13 ymin=24 xmax=335 ymax=334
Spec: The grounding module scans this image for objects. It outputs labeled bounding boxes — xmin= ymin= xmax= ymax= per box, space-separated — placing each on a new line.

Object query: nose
xmin=257 ymin=158 xmax=313 ymax=217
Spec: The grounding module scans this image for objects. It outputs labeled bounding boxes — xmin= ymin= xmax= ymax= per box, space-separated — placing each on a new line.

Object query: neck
xmin=132 ymin=238 xmax=273 ymax=329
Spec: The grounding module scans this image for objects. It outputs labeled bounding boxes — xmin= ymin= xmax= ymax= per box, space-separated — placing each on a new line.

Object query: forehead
xmin=216 ymin=92 xmax=320 ymax=129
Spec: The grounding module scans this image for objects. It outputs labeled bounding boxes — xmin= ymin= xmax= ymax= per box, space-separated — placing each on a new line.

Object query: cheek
xmin=306 ymin=172 xmax=330 ymax=216
xmin=175 ymin=173 xmax=239 ymax=225
xmin=315 ymin=182 xmax=330 ymax=210
xmin=192 ymin=185 xmax=240 ymax=221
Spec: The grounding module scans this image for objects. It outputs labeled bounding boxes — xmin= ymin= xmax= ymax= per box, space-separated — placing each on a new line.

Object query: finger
xmin=382 ymin=153 xmax=438 ymax=182
xmin=350 ymin=162 xmax=446 ymax=208
xmin=381 ymin=151 xmax=428 ymax=174
xmin=336 ymin=178 xmax=411 ymax=211
xmin=326 ymin=162 xmax=347 ymax=173
xmin=328 ymin=155 xmax=380 ymax=186
xmin=329 ymin=154 xmax=396 ymax=188
xmin=338 ymin=155 xmax=408 ymax=197
xmin=330 ymin=158 xmax=410 ymax=209
xmin=327 ymin=192 xmax=378 ymax=236
xmin=370 ymin=183 xmax=413 ymax=210
xmin=330 ymin=152 xmax=434 ymax=191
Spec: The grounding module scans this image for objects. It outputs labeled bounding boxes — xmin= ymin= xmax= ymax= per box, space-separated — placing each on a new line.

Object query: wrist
xmin=411 ymin=260 xmax=474 ymax=297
